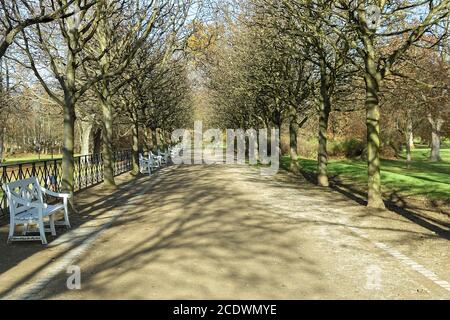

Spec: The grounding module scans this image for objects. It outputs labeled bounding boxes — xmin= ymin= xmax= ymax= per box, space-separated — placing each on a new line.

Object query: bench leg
xmin=7 ymin=222 xmax=15 ymax=244
xmin=49 ymin=215 xmax=56 ymax=236
xmin=38 ymin=220 xmax=47 ymax=245
xmin=22 ymin=223 xmax=29 ymax=236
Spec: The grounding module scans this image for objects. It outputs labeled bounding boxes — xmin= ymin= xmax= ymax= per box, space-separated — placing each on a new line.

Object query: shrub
xmin=328 ymin=139 xmax=365 ymax=159
xmin=298 ymin=139 xmax=318 ymax=159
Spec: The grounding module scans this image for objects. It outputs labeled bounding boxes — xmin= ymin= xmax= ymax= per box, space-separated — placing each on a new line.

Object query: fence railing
xmin=0 ymin=150 xmax=132 ymax=220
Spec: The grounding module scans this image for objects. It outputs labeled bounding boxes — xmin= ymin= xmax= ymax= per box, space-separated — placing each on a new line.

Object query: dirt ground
xmin=0 ymin=164 xmax=449 ymax=299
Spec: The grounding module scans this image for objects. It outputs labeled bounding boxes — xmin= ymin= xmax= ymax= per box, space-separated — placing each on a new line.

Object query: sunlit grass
xmin=282 ymin=148 xmax=450 ymax=200
xmin=0 ymin=154 xmax=87 ymax=166
xmin=2 ymin=154 xmax=63 ymax=165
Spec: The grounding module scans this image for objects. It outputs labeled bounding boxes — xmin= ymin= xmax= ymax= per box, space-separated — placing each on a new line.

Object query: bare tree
xmin=83 ymin=0 xmax=194 ymax=187
xmin=336 ymin=0 xmax=449 ymax=208
xmin=0 ymin=0 xmax=97 ymax=58
xmin=14 ymin=0 xmax=118 ymax=212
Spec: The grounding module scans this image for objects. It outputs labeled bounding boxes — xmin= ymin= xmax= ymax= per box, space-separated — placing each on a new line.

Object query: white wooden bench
xmin=2 ymin=177 xmax=71 ymax=244
xmin=139 ymin=153 xmax=160 ymax=176
xmin=157 ymin=149 xmax=169 ymax=165
xmin=149 ymin=151 xmax=163 ymax=167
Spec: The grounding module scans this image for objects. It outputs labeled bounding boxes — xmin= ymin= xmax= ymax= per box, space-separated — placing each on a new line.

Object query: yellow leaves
xmin=187 ymin=21 xmax=220 ymax=55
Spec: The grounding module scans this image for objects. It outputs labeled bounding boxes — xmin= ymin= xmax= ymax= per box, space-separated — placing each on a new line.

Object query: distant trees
xmin=118 ymin=44 xmax=193 ymax=175
xmin=254 ymin=0 xmax=355 ymax=186
xmin=2 ymin=0 xmax=196 ymax=212
xmin=202 ymin=0 xmax=450 ymax=208
xmin=384 ymin=43 xmax=450 ymax=165
xmin=336 ymin=0 xmax=449 ymax=207
xmin=0 ymin=82 xmax=64 ymax=159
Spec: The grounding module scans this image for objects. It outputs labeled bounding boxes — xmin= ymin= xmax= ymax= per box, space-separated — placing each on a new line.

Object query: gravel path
xmin=1 ymin=164 xmax=449 ymax=299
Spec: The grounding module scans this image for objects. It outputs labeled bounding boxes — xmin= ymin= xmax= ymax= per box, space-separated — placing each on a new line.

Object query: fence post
xmin=44 ymin=160 xmax=48 ymax=189
xmin=18 ymin=164 xmax=23 ymax=180
xmin=53 ymin=160 xmax=58 ymax=191
xmin=31 ymin=162 xmax=36 ymax=180
xmin=0 ymin=165 xmax=6 ymax=218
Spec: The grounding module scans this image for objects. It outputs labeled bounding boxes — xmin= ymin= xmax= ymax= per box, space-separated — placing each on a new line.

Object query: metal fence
xmin=0 ymin=150 xmax=132 ymax=220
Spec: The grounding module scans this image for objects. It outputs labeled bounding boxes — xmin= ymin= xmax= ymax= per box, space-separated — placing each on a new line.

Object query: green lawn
xmin=283 ymin=148 xmax=450 ymax=201
xmin=2 ymin=154 xmax=64 ymax=166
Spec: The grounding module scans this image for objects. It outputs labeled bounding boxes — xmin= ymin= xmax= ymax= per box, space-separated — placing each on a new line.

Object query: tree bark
xmin=0 ymin=125 xmax=5 ymax=162
xmin=100 ymin=95 xmax=116 ymax=188
xmin=131 ymin=111 xmax=140 ymax=176
xmin=151 ymin=128 xmax=158 ymax=151
xmin=408 ymin=131 xmax=415 ymax=151
xmin=428 ymin=114 xmax=443 ymax=162
xmin=158 ymin=128 xmax=166 ymax=150
xmin=61 ymin=26 xmax=78 ymax=214
xmin=405 ymin=133 xmax=412 ymax=169
xmin=143 ymin=128 xmax=150 ymax=152
xmin=165 ymin=130 xmax=171 ymax=147
xmin=80 ymin=114 xmax=95 ymax=156
xmin=97 ymin=7 xmax=116 ymax=188
xmin=317 ymin=59 xmax=331 ymax=187
xmin=405 ymin=111 xmax=413 ymax=168
xmin=62 ymin=96 xmax=76 ymax=213
xmin=93 ymin=127 xmax=102 ymax=154
xmin=364 ymin=37 xmax=385 ymax=209
xmin=289 ymin=117 xmax=299 ymax=173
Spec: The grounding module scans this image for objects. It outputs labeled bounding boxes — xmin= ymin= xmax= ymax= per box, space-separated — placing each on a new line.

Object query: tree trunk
xmin=364 ymin=38 xmax=385 ymax=209
xmin=80 ymin=115 xmax=95 ymax=156
xmin=93 ymin=127 xmax=102 ymax=154
xmin=131 ymin=112 xmax=140 ymax=176
xmin=405 ymin=134 xmax=412 ymax=169
xmin=62 ymin=28 xmax=78 ymax=214
xmin=408 ymin=131 xmax=415 ymax=151
xmin=165 ymin=130 xmax=171 ymax=147
xmin=62 ymin=96 xmax=76 ymax=213
xmin=158 ymin=129 xmax=166 ymax=150
xmin=317 ymin=59 xmax=331 ymax=187
xmin=428 ymin=114 xmax=443 ymax=162
xmin=405 ymin=111 xmax=413 ymax=168
xmin=430 ymin=131 xmax=441 ymax=162
xmin=0 ymin=125 xmax=5 ymax=162
xmin=97 ymin=12 xmax=116 ymax=188
xmin=289 ymin=118 xmax=299 ymax=173
xmin=151 ymin=128 xmax=158 ymax=151
xmin=100 ymin=95 xmax=116 ymax=188
xmin=143 ymin=128 xmax=150 ymax=152
xmin=276 ymin=126 xmax=282 ymax=164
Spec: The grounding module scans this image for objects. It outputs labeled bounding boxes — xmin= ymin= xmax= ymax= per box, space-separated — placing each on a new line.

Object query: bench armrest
xmin=40 ymin=187 xmax=71 ymax=199
xmin=8 ymin=193 xmax=47 ymax=209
